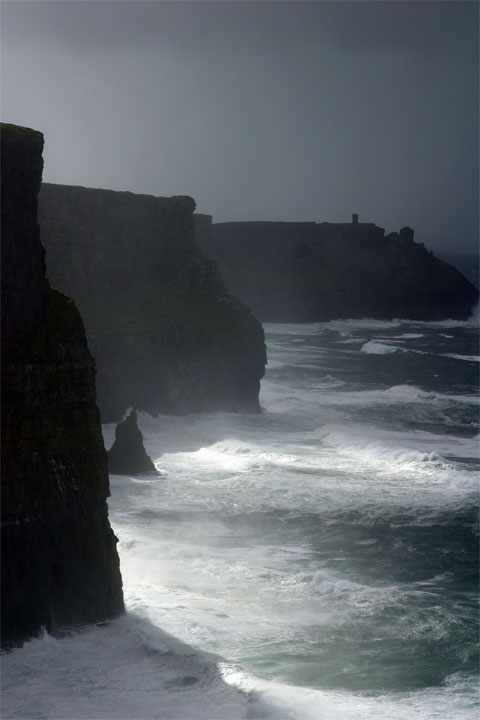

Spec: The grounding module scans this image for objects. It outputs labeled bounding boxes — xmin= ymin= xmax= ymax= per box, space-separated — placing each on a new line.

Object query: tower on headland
xmin=352 ymin=213 xmax=359 ymax=224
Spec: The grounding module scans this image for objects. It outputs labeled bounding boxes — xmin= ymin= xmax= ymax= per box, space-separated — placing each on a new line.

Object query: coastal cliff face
xmin=1 ymin=124 xmax=124 ymax=647
xmin=39 ymin=184 xmax=266 ymax=422
xmin=195 ymin=216 xmax=479 ymax=322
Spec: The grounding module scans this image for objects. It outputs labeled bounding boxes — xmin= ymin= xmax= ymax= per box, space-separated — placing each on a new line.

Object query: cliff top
xmin=1 ymin=122 xmax=44 ymax=145
xmin=42 ymin=182 xmax=195 ymax=214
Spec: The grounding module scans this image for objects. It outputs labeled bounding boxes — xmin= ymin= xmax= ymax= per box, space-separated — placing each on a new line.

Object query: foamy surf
xmin=443 ymin=353 xmax=480 ymax=362
xmin=3 ymin=317 xmax=478 ymax=720
xmin=220 ymin=665 xmax=479 ymax=720
xmin=361 ymin=340 xmax=403 ymax=354
xmin=1 ymin=615 xmax=249 ymax=720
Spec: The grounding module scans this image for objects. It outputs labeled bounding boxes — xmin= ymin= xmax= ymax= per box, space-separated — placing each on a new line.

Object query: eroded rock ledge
xmin=39 ymin=184 xmax=266 ymax=422
xmin=1 ymin=124 xmax=124 ymax=647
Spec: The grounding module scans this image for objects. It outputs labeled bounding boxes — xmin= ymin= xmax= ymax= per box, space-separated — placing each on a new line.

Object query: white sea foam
xmin=263 ymin=322 xmax=325 ymax=336
xmin=318 ymin=424 xmax=480 ymax=465
xmin=300 ymin=568 xmax=401 ymax=599
xmin=419 ymin=315 xmax=479 ymax=328
xmin=443 ymin=353 xmax=480 ymax=362
xmin=361 ymin=340 xmax=403 ymax=354
xmin=337 ymin=336 xmax=366 ymax=344
xmin=392 ymin=333 xmax=425 ymax=339
xmin=315 ymin=384 xmax=479 ymax=407
xmin=105 ymin=416 xmax=478 ymax=531
xmin=113 ymin=319 xmax=478 ymax=720
xmin=467 ymin=302 xmax=479 ymax=325
xmin=264 ymin=312 xmax=479 ymax=337
xmin=4 ymin=617 xmax=476 ymax=720
xmin=1 ymin=616 xmax=249 ymax=720
xmin=325 ymin=318 xmax=404 ymax=331
xmin=6 ymin=319 xmax=477 ymax=720
xmin=220 ymin=665 xmax=479 ymax=720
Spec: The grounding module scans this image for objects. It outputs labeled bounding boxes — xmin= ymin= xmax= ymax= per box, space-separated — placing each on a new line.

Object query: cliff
xmin=38 ymin=185 xmax=266 ymax=422
xmin=195 ymin=216 xmax=479 ymax=322
xmin=1 ymin=124 xmax=124 ymax=647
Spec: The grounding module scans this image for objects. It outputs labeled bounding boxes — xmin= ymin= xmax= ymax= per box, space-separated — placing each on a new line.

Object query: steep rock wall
xmin=1 ymin=124 xmax=124 ymax=647
xmin=195 ymin=216 xmax=479 ymax=322
xmin=39 ymin=185 xmax=266 ymax=422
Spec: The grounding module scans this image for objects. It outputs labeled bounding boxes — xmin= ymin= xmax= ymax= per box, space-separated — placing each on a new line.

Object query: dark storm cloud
xmin=4 ymin=1 xmax=472 ymax=56
xmin=1 ymin=1 xmax=478 ymax=254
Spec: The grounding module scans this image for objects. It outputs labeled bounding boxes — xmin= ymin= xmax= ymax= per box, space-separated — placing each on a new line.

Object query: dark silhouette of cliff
xmin=195 ymin=216 xmax=478 ymax=322
xmin=1 ymin=123 xmax=124 ymax=647
xmin=108 ymin=411 xmax=158 ymax=476
xmin=39 ymin=185 xmax=266 ymax=422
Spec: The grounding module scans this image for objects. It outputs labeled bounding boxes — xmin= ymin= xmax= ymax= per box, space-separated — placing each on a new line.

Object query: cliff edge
xmin=1 ymin=124 xmax=124 ymax=647
xmin=39 ymin=184 xmax=266 ymax=422
xmin=195 ymin=216 xmax=479 ymax=322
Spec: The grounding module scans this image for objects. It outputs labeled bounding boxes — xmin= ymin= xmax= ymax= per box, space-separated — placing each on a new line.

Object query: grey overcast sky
xmin=1 ymin=0 xmax=478 ymax=253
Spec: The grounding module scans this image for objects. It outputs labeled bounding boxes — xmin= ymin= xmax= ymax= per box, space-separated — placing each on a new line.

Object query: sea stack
xmin=1 ymin=123 xmax=124 ymax=647
xmin=108 ymin=411 xmax=159 ymax=475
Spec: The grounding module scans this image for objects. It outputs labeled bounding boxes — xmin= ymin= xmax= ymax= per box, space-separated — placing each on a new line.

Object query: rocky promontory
xmin=1 ymin=124 xmax=124 ymax=647
xmin=39 ymin=185 xmax=266 ymax=422
xmin=195 ymin=216 xmax=479 ymax=322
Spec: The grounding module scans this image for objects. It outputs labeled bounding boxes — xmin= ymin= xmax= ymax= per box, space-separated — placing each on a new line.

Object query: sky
xmin=1 ymin=0 xmax=478 ymax=254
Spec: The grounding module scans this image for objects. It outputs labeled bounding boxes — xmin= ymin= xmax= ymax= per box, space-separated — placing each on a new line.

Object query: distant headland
xmin=195 ymin=214 xmax=479 ymax=322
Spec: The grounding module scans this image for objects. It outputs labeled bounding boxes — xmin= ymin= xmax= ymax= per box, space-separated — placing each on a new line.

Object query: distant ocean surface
xmin=2 ymin=313 xmax=479 ymax=719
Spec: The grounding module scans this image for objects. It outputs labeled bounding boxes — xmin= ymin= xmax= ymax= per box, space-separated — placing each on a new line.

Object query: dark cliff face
xmin=195 ymin=217 xmax=479 ymax=322
xmin=1 ymin=124 xmax=124 ymax=647
xmin=39 ymin=184 xmax=266 ymax=423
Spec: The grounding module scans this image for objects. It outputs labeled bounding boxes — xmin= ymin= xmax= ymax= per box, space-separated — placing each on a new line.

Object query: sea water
xmin=2 ymin=315 xmax=479 ymax=719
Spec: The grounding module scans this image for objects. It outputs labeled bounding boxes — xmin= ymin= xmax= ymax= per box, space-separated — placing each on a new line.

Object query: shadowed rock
xmin=38 ymin=184 xmax=266 ymax=422
xmin=108 ymin=411 xmax=159 ymax=476
xmin=195 ymin=216 xmax=479 ymax=322
xmin=1 ymin=123 xmax=124 ymax=648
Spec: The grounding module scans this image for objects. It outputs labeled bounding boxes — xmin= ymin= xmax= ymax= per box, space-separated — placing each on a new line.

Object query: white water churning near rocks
xmin=2 ymin=317 xmax=479 ymax=719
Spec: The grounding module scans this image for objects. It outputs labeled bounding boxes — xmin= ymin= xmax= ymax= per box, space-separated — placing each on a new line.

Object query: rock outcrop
xmin=195 ymin=216 xmax=479 ymax=322
xmin=39 ymin=185 xmax=266 ymax=422
xmin=108 ymin=411 xmax=158 ymax=476
xmin=1 ymin=124 xmax=124 ymax=648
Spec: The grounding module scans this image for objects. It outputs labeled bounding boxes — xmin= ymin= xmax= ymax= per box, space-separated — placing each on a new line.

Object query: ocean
xmin=2 ymin=313 xmax=479 ymax=719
